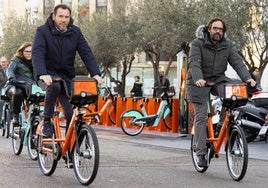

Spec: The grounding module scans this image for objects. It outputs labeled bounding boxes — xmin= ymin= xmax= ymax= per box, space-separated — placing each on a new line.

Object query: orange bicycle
xmin=191 ymin=83 xmax=248 ymax=181
xmin=36 ymin=76 xmax=100 ymax=185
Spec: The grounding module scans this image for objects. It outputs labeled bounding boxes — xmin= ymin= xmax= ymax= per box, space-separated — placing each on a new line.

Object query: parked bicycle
xmin=120 ymin=86 xmax=175 ymax=136
xmin=11 ymin=83 xmax=45 ymax=160
xmin=36 ymin=76 xmax=100 ymax=185
xmin=89 ymin=86 xmax=117 ymax=125
xmin=0 ymin=89 xmax=11 ymax=138
xmin=191 ymin=83 xmax=248 ymax=181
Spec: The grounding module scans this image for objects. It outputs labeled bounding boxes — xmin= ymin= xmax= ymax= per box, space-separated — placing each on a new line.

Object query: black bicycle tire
xmin=162 ymin=105 xmax=172 ymax=130
xmin=226 ymin=124 xmax=248 ymax=181
xmin=37 ymin=135 xmax=58 ymax=176
xmin=190 ymin=135 xmax=209 ymax=173
xmin=5 ymin=108 xmax=11 ymax=138
xmin=73 ymin=124 xmax=99 ymax=185
xmin=27 ymin=126 xmax=38 ymax=160
xmin=11 ymin=126 xmax=24 ymax=155
xmin=1 ymin=118 xmax=5 ymax=137
xmin=120 ymin=109 xmax=144 ymax=136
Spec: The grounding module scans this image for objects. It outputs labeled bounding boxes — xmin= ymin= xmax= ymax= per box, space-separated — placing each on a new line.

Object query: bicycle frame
xmin=37 ymin=106 xmax=81 ymax=158
xmin=137 ymin=99 xmax=169 ymax=127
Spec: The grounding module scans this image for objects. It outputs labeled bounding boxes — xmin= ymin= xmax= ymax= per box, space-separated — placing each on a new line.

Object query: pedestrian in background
xmin=130 ymin=75 xmax=143 ymax=97
xmin=247 ymin=66 xmax=262 ymax=97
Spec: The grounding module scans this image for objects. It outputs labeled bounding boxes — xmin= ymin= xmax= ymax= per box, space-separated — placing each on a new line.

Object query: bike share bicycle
xmin=10 ymin=83 xmax=45 ymax=160
xmin=36 ymin=76 xmax=100 ymax=185
xmin=89 ymin=86 xmax=117 ymax=125
xmin=0 ymin=88 xmax=11 ymax=138
xmin=191 ymin=83 xmax=248 ymax=181
xmin=120 ymin=86 xmax=175 ymax=136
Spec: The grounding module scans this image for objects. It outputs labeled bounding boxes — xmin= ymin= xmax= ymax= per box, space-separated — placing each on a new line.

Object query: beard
xmin=210 ymin=33 xmax=223 ymax=42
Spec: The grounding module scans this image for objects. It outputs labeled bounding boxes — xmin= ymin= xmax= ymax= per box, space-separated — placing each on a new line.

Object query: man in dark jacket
xmin=186 ymin=18 xmax=256 ymax=167
xmin=32 ymin=4 xmax=103 ymax=137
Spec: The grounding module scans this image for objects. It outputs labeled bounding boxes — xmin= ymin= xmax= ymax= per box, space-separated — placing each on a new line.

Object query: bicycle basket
xmin=222 ymin=84 xmax=248 ymax=108
xmin=70 ymin=76 xmax=99 ymax=106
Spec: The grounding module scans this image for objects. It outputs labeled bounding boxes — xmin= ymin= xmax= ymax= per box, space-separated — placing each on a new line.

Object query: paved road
xmin=0 ymin=126 xmax=268 ymax=188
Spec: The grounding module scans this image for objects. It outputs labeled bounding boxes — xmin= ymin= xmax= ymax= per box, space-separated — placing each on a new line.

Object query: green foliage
xmin=0 ymin=13 xmax=44 ymax=59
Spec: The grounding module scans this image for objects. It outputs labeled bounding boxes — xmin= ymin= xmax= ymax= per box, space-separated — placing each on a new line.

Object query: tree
xmin=0 ymin=13 xmax=42 ymax=59
xmin=80 ymin=0 xmax=140 ymax=97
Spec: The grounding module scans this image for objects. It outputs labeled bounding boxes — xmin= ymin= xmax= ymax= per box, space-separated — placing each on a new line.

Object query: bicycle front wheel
xmin=1 ymin=118 xmax=5 ymax=136
xmin=37 ymin=135 xmax=58 ymax=176
xmin=162 ymin=105 xmax=172 ymax=130
xmin=190 ymin=135 xmax=209 ymax=173
xmin=120 ymin=109 xmax=144 ymax=136
xmin=5 ymin=108 xmax=11 ymax=138
xmin=73 ymin=124 xmax=99 ymax=186
xmin=11 ymin=126 xmax=23 ymax=155
xmin=27 ymin=124 xmax=38 ymax=160
xmin=226 ymin=124 xmax=248 ymax=181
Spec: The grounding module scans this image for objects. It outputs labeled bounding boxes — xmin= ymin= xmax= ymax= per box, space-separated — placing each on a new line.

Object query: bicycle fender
xmin=121 ymin=109 xmax=143 ymax=118
xmin=163 ymin=107 xmax=171 ymax=118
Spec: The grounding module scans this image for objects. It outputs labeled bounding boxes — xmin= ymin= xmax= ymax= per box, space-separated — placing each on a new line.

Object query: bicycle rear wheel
xmin=27 ymin=124 xmax=38 ymax=160
xmin=37 ymin=135 xmax=58 ymax=176
xmin=162 ymin=105 xmax=172 ymax=130
xmin=73 ymin=124 xmax=99 ymax=185
xmin=1 ymin=118 xmax=5 ymax=136
xmin=120 ymin=109 xmax=144 ymax=136
xmin=226 ymin=124 xmax=248 ymax=181
xmin=190 ymin=135 xmax=209 ymax=173
xmin=11 ymin=126 xmax=24 ymax=155
xmin=5 ymin=108 xmax=11 ymax=138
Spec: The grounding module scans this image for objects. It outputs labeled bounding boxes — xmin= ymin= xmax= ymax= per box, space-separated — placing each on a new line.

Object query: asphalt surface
xmin=94 ymin=125 xmax=268 ymax=161
xmin=1 ymin=125 xmax=268 ymax=188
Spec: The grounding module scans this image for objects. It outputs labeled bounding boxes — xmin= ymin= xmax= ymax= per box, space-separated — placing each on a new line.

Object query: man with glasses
xmin=186 ymin=18 xmax=256 ymax=167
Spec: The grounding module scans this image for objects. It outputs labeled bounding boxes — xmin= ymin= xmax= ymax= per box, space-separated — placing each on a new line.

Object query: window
xmin=96 ymin=0 xmax=107 ymax=13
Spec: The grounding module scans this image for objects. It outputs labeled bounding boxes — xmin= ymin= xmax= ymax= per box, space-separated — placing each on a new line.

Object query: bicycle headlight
xmin=80 ymin=91 xmax=86 ymax=98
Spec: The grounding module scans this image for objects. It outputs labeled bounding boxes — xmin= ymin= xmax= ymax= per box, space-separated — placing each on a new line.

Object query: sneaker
xmin=197 ymin=155 xmax=207 ymax=167
xmin=42 ymin=120 xmax=54 ymax=138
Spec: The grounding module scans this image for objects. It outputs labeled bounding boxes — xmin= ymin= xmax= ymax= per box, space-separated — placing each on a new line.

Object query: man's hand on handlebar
xmin=93 ymin=75 xmax=104 ymax=85
xmin=246 ymin=78 xmax=256 ymax=87
xmin=195 ymin=79 xmax=206 ymax=87
xmin=39 ymin=75 xmax=53 ymax=86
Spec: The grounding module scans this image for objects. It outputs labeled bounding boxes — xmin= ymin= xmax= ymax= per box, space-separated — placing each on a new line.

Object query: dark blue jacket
xmin=32 ymin=14 xmax=100 ymax=92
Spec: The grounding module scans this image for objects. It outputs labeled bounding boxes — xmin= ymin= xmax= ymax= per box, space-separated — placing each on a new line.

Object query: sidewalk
xmin=94 ymin=125 xmax=268 ymax=161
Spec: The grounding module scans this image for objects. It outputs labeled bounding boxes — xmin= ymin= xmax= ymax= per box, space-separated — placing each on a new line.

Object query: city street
xmin=0 ymin=126 xmax=268 ymax=188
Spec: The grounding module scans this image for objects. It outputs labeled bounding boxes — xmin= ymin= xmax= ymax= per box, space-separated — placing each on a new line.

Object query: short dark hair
xmin=206 ymin=18 xmax=227 ymax=33
xmin=54 ymin=4 xmax=71 ymax=15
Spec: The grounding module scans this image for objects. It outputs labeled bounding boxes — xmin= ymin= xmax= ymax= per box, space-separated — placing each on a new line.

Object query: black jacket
xmin=32 ymin=13 xmax=101 ymax=92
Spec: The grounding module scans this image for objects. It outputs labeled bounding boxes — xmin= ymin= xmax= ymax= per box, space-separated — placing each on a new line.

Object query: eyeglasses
xmin=24 ymin=50 xmax=32 ymax=53
xmin=212 ymin=27 xmax=224 ymax=32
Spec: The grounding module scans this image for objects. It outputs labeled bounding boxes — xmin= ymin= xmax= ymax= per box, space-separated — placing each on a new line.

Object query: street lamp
xmin=25 ymin=0 xmax=40 ymax=24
